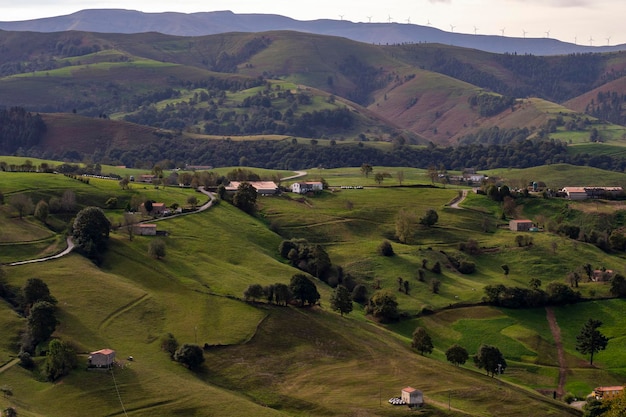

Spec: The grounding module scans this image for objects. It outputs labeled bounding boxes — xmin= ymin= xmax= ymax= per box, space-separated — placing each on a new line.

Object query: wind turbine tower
xmin=522 ymin=29 xmax=527 ymax=38
xmin=500 ymin=27 xmax=505 ymax=36
xmin=450 ymin=24 xmax=456 ymax=33
xmin=474 ymin=26 xmax=478 ymax=35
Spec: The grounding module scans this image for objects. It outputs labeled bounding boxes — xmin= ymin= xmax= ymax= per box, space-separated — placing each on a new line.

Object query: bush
xmin=458 ymin=261 xmax=476 ymax=274
xmin=174 ymin=344 xmax=205 ymax=370
xmin=351 ymin=284 xmax=368 ymax=303
xmin=160 ymin=333 xmax=179 ymax=359
xmin=377 ymin=240 xmax=394 ymax=256
xmin=563 ymin=392 xmax=576 ymax=404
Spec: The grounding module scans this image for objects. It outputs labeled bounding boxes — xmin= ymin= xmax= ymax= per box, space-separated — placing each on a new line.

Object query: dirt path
xmin=450 ymin=189 xmax=469 ymax=209
xmin=8 ymin=236 xmax=75 ymax=266
xmin=546 ymin=307 xmax=567 ymax=397
xmin=0 ymin=358 xmax=19 ymax=374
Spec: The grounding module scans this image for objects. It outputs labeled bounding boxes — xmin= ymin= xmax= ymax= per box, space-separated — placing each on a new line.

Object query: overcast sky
xmin=2 ymin=0 xmax=625 ymax=45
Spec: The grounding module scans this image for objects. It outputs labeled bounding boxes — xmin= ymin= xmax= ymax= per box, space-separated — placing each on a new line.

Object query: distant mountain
xmin=2 ymin=9 xmax=625 ymax=56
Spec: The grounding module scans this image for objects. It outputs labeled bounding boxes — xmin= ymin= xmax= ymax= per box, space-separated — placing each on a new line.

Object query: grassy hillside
xmin=5 ymin=164 xmax=619 ymax=416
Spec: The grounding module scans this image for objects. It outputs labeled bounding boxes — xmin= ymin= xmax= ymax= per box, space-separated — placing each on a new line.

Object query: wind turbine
xmin=367 ymin=16 xmax=372 ymax=23
xmin=387 ymin=15 xmax=393 ymax=23
xmin=606 ymin=36 xmax=611 ymax=45
xmin=406 ymin=17 xmax=411 ymax=24
xmin=589 ymin=36 xmax=594 ymax=46
xmin=450 ymin=24 xmax=456 ymax=33
xmin=500 ymin=27 xmax=505 ymax=37
xmin=474 ymin=26 xmax=478 ymax=35
xmin=522 ymin=29 xmax=527 ymax=38
xmin=426 ymin=19 xmax=431 ymax=26
xmin=545 ymin=29 xmax=550 ymax=38
xmin=338 ymin=15 xmax=344 ymax=21
xmin=574 ymin=35 xmax=577 ymax=45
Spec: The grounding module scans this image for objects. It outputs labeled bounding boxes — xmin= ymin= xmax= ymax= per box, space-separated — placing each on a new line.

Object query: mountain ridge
xmin=2 ymin=9 xmax=625 ymax=56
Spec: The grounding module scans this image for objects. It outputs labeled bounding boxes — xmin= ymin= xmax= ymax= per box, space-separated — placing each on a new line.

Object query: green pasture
xmin=3 ymin=164 xmax=626 ymax=415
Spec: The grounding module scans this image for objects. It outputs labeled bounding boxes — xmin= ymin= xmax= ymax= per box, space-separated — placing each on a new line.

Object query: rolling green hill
xmin=3 ymin=163 xmax=626 ymax=415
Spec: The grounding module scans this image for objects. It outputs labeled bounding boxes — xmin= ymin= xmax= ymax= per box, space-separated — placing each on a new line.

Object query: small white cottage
xmin=88 ymin=348 xmax=116 ymax=368
xmin=401 ymin=386 xmax=423 ymax=407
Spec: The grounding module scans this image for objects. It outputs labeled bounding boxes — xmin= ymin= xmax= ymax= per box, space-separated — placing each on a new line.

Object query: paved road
xmin=8 ymin=236 xmax=75 ymax=266
xmin=280 ymin=171 xmax=307 ymax=181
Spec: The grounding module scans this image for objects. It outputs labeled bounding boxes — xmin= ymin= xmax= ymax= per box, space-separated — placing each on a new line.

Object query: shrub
xmin=351 ymin=284 xmax=368 ymax=303
xmin=377 ymin=240 xmax=394 ymax=256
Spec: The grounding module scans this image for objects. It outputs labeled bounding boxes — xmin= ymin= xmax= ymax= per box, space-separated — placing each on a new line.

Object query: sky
xmin=2 ymin=0 xmax=625 ymax=46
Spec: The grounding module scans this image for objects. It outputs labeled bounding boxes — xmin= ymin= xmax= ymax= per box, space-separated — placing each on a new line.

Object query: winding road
xmin=5 ymin=171 xmax=306 ymax=266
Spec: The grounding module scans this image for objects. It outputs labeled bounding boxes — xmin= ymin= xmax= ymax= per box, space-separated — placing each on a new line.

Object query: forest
xmin=0 ymin=107 xmax=46 ymax=154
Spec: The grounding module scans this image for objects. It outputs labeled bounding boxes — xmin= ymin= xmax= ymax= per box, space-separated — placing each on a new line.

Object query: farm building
xmin=88 ymin=349 xmax=116 ymax=368
xmin=226 ymin=181 xmax=278 ymax=195
xmin=134 ymin=223 xmax=157 ymax=236
xmin=562 ymin=187 xmax=624 ymax=200
xmin=291 ymin=181 xmax=323 ymax=194
xmin=594 ymin=386 xmax=624 ymax=401
xmin=509 ymin=219 xmax=534 ymax=232
xmin=401 ymin=387 xmax=423 ymax=407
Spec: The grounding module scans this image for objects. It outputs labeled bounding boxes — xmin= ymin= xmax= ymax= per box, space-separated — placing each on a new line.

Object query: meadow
xmin=2 ymin=164 xmax=626 ymax=416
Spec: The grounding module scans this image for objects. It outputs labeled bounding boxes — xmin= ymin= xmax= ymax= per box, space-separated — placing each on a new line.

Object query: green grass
xmin=3 ymin=164 xmax=626 ymax=416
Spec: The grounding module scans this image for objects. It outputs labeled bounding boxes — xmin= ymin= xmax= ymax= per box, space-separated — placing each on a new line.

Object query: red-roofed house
xmin=594 ymin=386 xmax=624 ymax=401
xmin=88 ymin=349 xmax=116 ymax=368
xmin=401 ymin=387 xmax=423 ymax=407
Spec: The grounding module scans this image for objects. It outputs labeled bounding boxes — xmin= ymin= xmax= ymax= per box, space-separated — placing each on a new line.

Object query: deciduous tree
xmin=233 ymin=182 xmax=257 ymax=214
xmin=28 ymin=301 xmax=57 ymax=345
xmin=420 ymin=209 xmax=438 ymax=227
xmin=34 ymin=200 xmax=49 ymax=224
xmin=473 ymin=344 xmax=506 ymax=377
xmin=72 ymin=206 xmax=111 ymax=261
xmin=395 ymin=209 xmax=418 ymax=244
xmin=330 ymin=285 xmax=353 ymax=316
xmin=446 ymin=344 xmax=469 ymax=366
xmin=367 ymin=290 xmax=399 ymax=322
xmin=411 ymin=327 xmax=434 ymax=355
xmin=148 ymin=238 xmax=166 ymax=259
xmin=174 ymin=344 xmax=205 ymax=370
xmin=42 ymin=339 xmax=77 ymax=381
xmin=289 ymin=274 xmax=320 ymax=307
xmin=360 ymin=163 xmax=373 ymax=178
xmin=9 ymin=193 xmax=33 ymax=219
xmin=243 ymin=284 xmax=265 ymax=302
xmin=576 ymin=318 xmax=608 ymax=365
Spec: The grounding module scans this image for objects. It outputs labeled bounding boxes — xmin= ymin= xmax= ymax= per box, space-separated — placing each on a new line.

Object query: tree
xmin=233 ymin=182 xmax=257 ymax=214
xmin=582 ymin=397 xmax=608 ymax=417
xmin=374 ymin=172 xmax=384 ymax=185
xmin=351 ymin=284 xmax=368 ymax=303
xmin=411 ymin=327 xmax=434 ymax=355
xmin=610 ymin=273 xmax=626 ymax=297
xmin=174 ymin=344 xmax=205 ymax=370
xmin=430 ymin=278 xmax=441 ymax=294
xmin=3 ymin=407 xmax=17 ymax=417
xmin=330 ymin=285 xmax=353 ymax=316
xmin=360 ymin=163 xmax=373 ymax=178
xmin=34 ymin=200 xmax=49 ymax=224
xmin=9 ymin=193 xmax=33 ymax=219
xmin=446 ymin=344 xmax=469 ymax=366
xmin=529 ymin=278 xmax=542 ymax=290
xmin=144 ymin=200 xmax=154 ymax=214
xmin=119 ymin=176 xmax=130 ymax=190
xmin=147 ymin=238 xmax=166 ymax=259
xmin=273 ymin=283 xmax=292 ymax=306
xmin=397 ymin=170 xmax=405 ymax=185
xmin=72 ymin=206 xmax=111 ymax=260
xmin=187 ymin=195 xmax=199 ymax=209
xmin=431 ymin=261 xmax=442 ymax=274
xmin=501 ymin=264 xmax=509 ymax=277
xmin=473 ymin=344 xmax=507 ymax=377
xmin=22 ymin=278 xmax=56 ymax=312
xmin=160 ymin=333 xmax=179 ymax=359
xmin=576 ymin=318 xmax=609 ymax=365
xmin=123 ymin=212 xmax=138 ymax=241
xmin=27 ymin=301 xmax=57 ymax=345
xmin=289 ymin=274 xmax=320 ymax=307
xmin=378 ymin=240 xmax=394 ymax=256
xmin=243 ymin=284 xmax=265 ymax=302
xmin=367 ymin=290 xmax=399 ymax=322
xmin=420 ymin=209 xmax=438 ymax=227
xmin=395 ymin=209 xmax=418 ymax=244
xmin=42 ymin=339 xmax=77 ymax=381
xmin=61 ymin=190 xmax=76 ymax=213
xmin=427 ymin=165 xmax=438 ymax=184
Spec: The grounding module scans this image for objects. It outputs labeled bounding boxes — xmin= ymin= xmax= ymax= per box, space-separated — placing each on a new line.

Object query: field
xmin=3 ymin=164 xmax=626 ymax=416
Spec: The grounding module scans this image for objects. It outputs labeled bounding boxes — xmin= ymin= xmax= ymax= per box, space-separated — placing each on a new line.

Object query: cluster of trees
xmin=410 ymin=326 xmax=506 ymax=377
xmin=586 ymin=90 xmax=626 ymax=126
xmin=0 ymin=107 xmax=46 ymax=154
xmin=160 ymin=333 xmax=205 ymax=371
xmin=278 ymin=239 xmax=334 ymax=282
xmin=468 ymin=93 xmax=516 ymax=117
xmin=483 ymin=281 xmax=581 ymax=308
xmin=24 ymin=128 xmax=626 ymax=174
xmin=394 ymin=208 xmax=439 ymax=244
xmin=243 ymin=274 xmax=321 ymax=307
